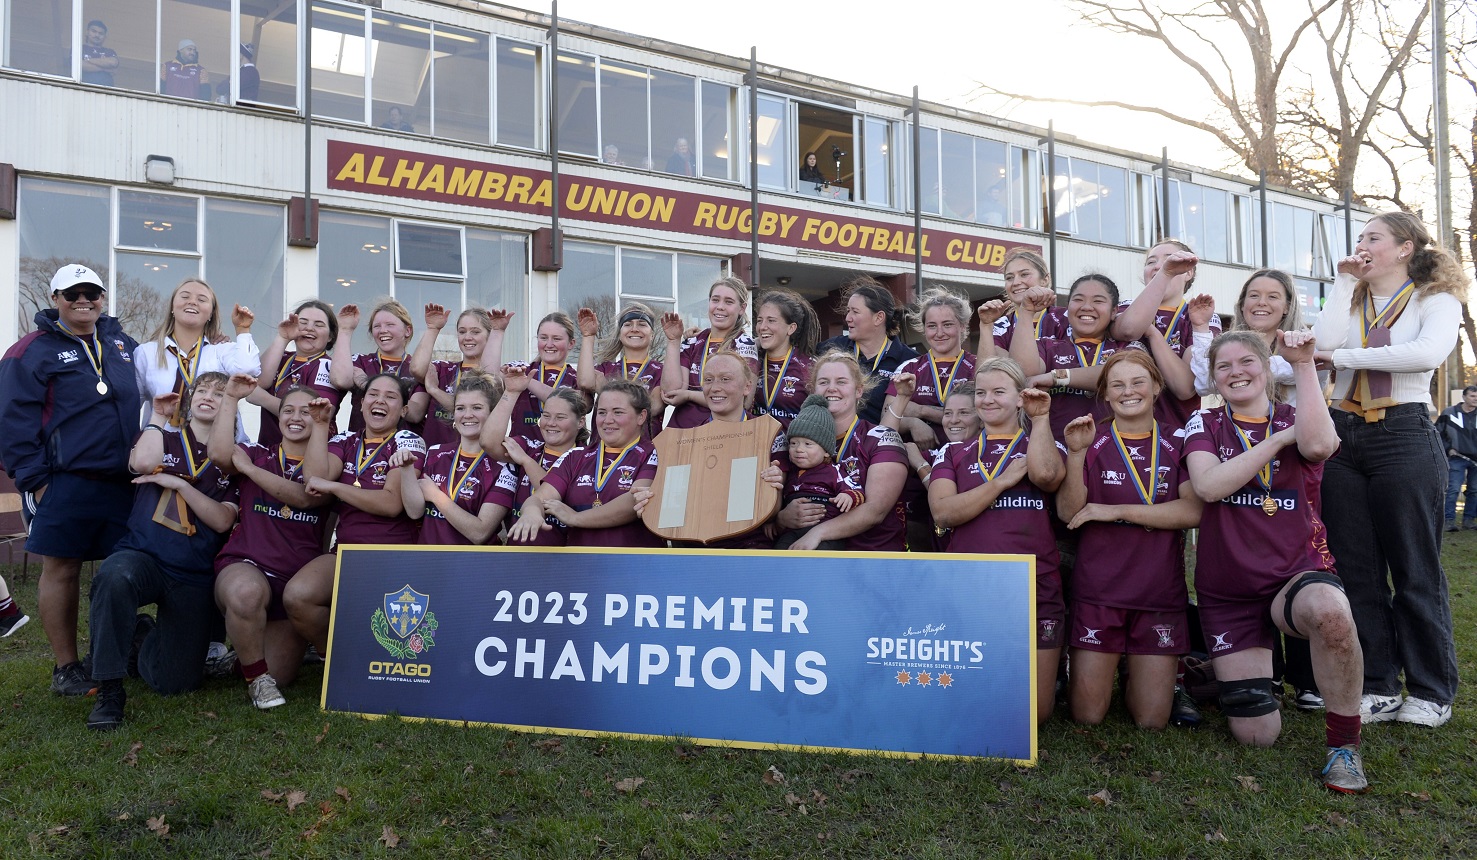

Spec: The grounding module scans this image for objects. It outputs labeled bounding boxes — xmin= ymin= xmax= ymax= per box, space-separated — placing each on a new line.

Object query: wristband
xmin=144 ymin=423 xmax=167 ymax=434
xmin=886 ymin=405 xmax=905 ymax=419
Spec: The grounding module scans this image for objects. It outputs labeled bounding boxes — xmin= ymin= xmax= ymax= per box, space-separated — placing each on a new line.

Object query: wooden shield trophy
xmin=642 ymin=414 xmax=782 ymax=544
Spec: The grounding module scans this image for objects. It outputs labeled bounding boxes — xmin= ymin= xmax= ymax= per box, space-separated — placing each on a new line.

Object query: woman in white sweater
xmin=1312 ymin=211 xmax=1468 ymax=729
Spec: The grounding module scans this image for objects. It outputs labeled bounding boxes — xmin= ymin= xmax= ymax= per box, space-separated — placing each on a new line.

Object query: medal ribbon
xmin=56 ymin=321 xmax=106 ymax=390
xmin=763 ymin=349 xmax=794 ymax=410
xmin=1359 ymin=279 xmax=1415 ymax=342
xmin=179 ymin=425 xmax=209 ymax=480
xmin=976 ymin=430 xmax=1026 ymax=482
xmin=375 ymin=351 xmax=407 ymax=375
xmin=1162 ymin=302 xmax=1188 ymax=346
xmin=1110 ymin=421 xmax=1160 ymax=505
xmin=927 ymin=352 xmax=962 ymax=406
xmin=622 ymin=353 xmax=652 ymax=383
xmin=153 ymin=426 xmax=210 ymax=536
xmin=593 ymin=440 xmax=639 ymax=500
xmin=277 ymin=448 xmax=304 ymax=480
xmin=1341 ymin=280 xmax=1417 ymax=423
xmin=274 ymin=350 xmax=324 ymax=391
xmin=535 ymin=362 xmax=575 ymax=411
xmin=449 ymin=448 xmax=486 ymax=500
xmin=355 ymin=435 xmax=392 ymax=484
xmin=854 ymin=342 xmax=885 ymax=375
xmin=166 ymin=338 xmax=205 ymax=426
xmin=1073 ymin=338 xmax=1106 ymax=369
xmin=1226 ymin=408 xmax=1274 ymax=494
xmin=837 ymin=417 xmax=860 ymax=462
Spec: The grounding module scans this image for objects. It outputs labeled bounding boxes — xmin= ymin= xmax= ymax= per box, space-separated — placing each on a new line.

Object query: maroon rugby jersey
xmin=345 ymin=352 xmax=427 ymax=436
xmin=259 ymin=352 xmax=340 ymax=447
xmin=1117 ymin=301 xmax=1222 ymax=429
xmin=423 ymin=360 xmax=476 ymax=450
xmin=834 ymin=419 xmax=909 ymax=552
xmin=215 ymin=443 xmax=329 ymax=576
xmin=992 ymin=306 xmax=1072 ymax=351
xmin=1182 ymin=403 xmax=1335 ymax=603
xmin=594 ymin=358 xmax=665 ymax=438
xmin=755 ymin=351 xmax=815 ymax=430
xmin=417 ymin=444 xmax=504 ymax=546
xmin=330 ymin=429 xmax=423 ymax=546
xmin=784 ymin=462 xmax=863 ymax=521
xmin=667 ymin=329 xmax=759 ymax=429
xmin=540 ymin=441 xmax=661 ymax=547
xmin=1035 ymin=336 xmax=1142 ymax=442
xmin=1073 ymin=423 xmax=1189 ymax=611
xmin=486 ymin=436 xmax=571 ymax=547
xmin=504 ymin=361 xmax=577 ymax=446
xmin=886 ymin=352 xmax=977 ymax=443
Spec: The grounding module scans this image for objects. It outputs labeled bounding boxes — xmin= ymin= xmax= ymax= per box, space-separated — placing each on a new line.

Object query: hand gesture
xmin=1186 ymin=293 xmax=1216 ymax=329
xmin=577 ymin=308 xmax=600 ymax=339
xmin=418 ymin=476 xmax=449 ymax=506
xmin=832 ymin=492 xmax=855 ymax=513
xmin=276 ymin=313 xmax=300 ymax=341
xmin=542 ymin=498 xmax=577 ymax=524
xmin=132 ymin=471 xmax=187 ymax=491
xmin=661 ymin=312 xmax=686 ymax=343
xmin=501 ymin=363 xmax=531 ymax=393
xmin=306 ymin=397 xmax=336 ymax=426
xmin=630 ymin=486 xmax=653 ymax=515
xmin=230 ymin=447 xmax=255 ymax=475
xmin=1063 ymin=415 xmax=1096 ymax=453
xmin=423 ymin=303 xmax=449 ymax=331
xmin=225 ymin=373 xmax=258 ymax=400
xmin=387 ymin=448 xmax=420 ymax=472
xmin=1337 ymin=254 xmax=1370 ymax=278
xmin=1067 ymin=502 xmax=1114 ymax=531
xmin=761 ymin=459 xmax=785 ymax=491
xmin=996 ymin=455 xmax=1029 ymax=489
xmin=337 ymin=303 xmax=360 ymax=331
xmin=1278 ymin=329 xmax=1316 ymax=365
xmin=1020 ymin=387 xmax=1051 ymax=419
xmin=487 ymin=308 xmax=514 ymax=332
xmin=231 ymin=303 xmax=255 ymax=334
xmin=1022 ymin=285 xmax=1055 ymax=314
xmin=507 ymin=504 xmax=551 ymax=542
xmin=1162 ymin=251 xmax=1198 ymax=278
xmin=152 ymin=392 xmax=181 ymax=420
xmin=891 ymin=372 xmax=917 ymax=402
xmin=978 ymin=300 xmax=1010 ymax=327
xmin=305 ymin=475 xmax=337 ymax=498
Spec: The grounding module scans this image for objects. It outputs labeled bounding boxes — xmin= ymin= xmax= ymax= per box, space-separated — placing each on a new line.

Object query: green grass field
xmin=2 ymin=538 xmax=1475 ymax=859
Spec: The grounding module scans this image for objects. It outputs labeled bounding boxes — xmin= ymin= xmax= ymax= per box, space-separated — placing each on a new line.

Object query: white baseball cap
xmin=50 ymin=264 xmax=105 ymax=294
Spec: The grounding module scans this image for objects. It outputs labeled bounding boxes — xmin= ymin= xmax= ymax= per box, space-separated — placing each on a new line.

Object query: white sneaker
xmin=1396 ymin=696 xmax=1452 ymax=727
xmin=248 ymin=673 xmax=287 ymax=710
xmin=1359 ymin=693 xmax=1403 ymax=723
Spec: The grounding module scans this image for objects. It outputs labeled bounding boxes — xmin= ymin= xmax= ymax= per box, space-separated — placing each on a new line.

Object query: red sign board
xmin=327 ymin=140 xmax=1039 ymax=273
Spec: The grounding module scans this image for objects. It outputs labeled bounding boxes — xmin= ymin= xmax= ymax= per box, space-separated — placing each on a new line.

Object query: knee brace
xmin=1283 ymin=571 xmax=1345 ymax=635
xmin=1219 ymin=677 xmax=1280 ymax=718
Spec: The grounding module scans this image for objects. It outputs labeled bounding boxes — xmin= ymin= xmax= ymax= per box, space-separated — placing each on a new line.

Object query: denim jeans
xmin=1445 ymin=456 xmax=1477 ymax=523
xmin=1324 ymin=404 xmax=1457 ymax=705
xmin=89 ymin=549 xmax=219 ymax=695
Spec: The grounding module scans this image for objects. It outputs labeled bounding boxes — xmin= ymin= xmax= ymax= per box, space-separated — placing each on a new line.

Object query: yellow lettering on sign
xmin=693 ymin=202 xmax=718 ymax=228
xmin=391 ymin=160 xmax=423 ymax=189
xmin=418 ymin=163 xmax=445 ymax=194
xmin=479 ymin=172 xmax=507 ymax=201
xmin=334 ymin=152 xmax=365 ymax=183
xmin=447 ymin=167 xmax=483 ymax=197
xmin=365 ymin=156 xmax=390 ymax=186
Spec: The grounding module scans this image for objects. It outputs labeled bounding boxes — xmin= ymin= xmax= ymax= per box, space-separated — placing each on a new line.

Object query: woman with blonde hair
xmin=1313 ymin=211 xmax=1468 ymax=729
xmin=661 ymin=276 xmax=759 ymax=428
xmin=330 ymin=298 xmax=437 ymax=435
xmin=577 ymin=301 xmax=664 ymax=437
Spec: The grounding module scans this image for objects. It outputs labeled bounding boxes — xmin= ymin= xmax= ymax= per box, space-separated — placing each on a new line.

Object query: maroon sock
xmin=1326 ymin=711 xmax=1361 ymax=748
xmin=241 ymin=659 xmax=269 ymax=682
xmin=0 ymin=595 xmax=15 ymax=615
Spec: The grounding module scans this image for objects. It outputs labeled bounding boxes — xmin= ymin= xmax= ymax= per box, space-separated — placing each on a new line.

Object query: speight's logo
xmin=371 ymin=585 xmax=438 ymax=661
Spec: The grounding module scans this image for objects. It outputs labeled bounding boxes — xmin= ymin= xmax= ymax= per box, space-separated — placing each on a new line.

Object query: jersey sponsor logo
xmin=1101 ymin=469 xmax=1127 ymax=485
xmin=1226 ymin=489 xmax=1296 ymax=512
xmin=314 ymin=363 xmax=332 ymax=387
xmin=113 ymin=339 xmax=133 ymax=362
xmin=162 ymin=453 xmax=181 ymax=468
xmin=575 ymin=474 xmax=595 ymax=488
xmin=1210 ymin=631 xmax=1233 ymax=652
xmin=866 ymin=620 xmax=983 ymax=689
xmin=1038 ymin=618 xmax=1058 ymax=642
xmin=1152 ymin=624 xmax=1176 ymax=649
xmin=869 ymin=426 xmax=904 ymax=448
xmin=57 ymin=349 xmax=80 ymax=364
xmin=251 ymin=500 xmax=321 ymax=523
xmin=368 ymin=584 xmax=439 ymax=679
xmin=1079 ymin=626 xmax=1103 ymax=645
xmin=994 ymin=492 xmax=1044 ymax=510
xmin=1184 ymin=411 xmax=1206 ymax=435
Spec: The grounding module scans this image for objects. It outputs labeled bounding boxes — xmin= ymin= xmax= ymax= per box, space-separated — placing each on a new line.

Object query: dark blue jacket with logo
xmin=0 ymin=310 xmax=142 ymax=492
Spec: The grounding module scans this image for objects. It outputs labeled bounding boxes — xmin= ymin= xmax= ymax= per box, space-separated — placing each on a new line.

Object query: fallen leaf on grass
xmin=1327 ymin=811 xmax=1352 ymax=828
xmin=286 ymin=791 xmax=307 ymax=812
xmin=532 ymin=737 xmax=563 ymax=753
xmin=1088 ymin=789 xmax=1113 ymax=806
xmin=811 ymin=789 xmax=828 ymax=807
xmin=464 ymin=764 xmax=474 ymax=775
xmin=497 ymin=768 xmax=518 ymax=777
xmin=838 ymin=769 xmax=871 ymax=784
xmin=784 ymin=792 xmax=801 ymax=806
xmin=262 ymin=789 xmax=284 ymax=802
xmin=762 ymin=765 xmax=786 ymax=785
xmin=1234 ymin=775 xmax=1263 ymax=793
xmin=203 ymin=736 xmax=217 ymax=747
xmin=816 ymin=831 xmax=830 ymax=843
xmin=579 ymin=789 xmax=593 ymax=799
xmin=335 ymin=787 xmax=351 ymax=803
xmin=314 ymin=722 xmax=330 ymax=744
xmin=122 ymin=741 xmax=143 ymax=766
xmin=115 ymin=812 xmax=130 ymax=821
xmin=319 ymin=801 xmax=334 ymax=815
xmin=380 ymin=825 xmax=400 ymax=848
xmin=614 ymin=777 xmax=646 ymax=794
xmin=1205 ymin=828 xmax=1227 ymax=843
xmin=202 ymin=711 xmax=218 ymax=719
xmin=47 ymin=825 xmax=72 ymax=836
xmin=1146 ymin=771 xmax=1164 ymax=784
xmin=1399 ymin=807 xmax=1418 ymax=817
xmin=679 ymin=813 xmax=696 ymax=821
xmin=1405 ymin=790 xmax=1431 ymax=801
xmin=146 ymin=815 xmax=169 ymax=837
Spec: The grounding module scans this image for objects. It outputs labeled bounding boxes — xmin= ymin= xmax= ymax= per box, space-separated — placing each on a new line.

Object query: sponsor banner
xmin=323 ymin=546 xmax=1036 ymax=762
xmin=326 ymin=140 xmax=1039 ymax=274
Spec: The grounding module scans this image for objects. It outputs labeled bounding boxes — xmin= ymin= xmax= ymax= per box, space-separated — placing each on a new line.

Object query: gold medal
xmin=592 ymin=496 xmax=602 ymax=507
xmin=1262 ymin=496 xmax=1278 ymax=516
xmin=96 ymin=380 xmax=109 ymax=396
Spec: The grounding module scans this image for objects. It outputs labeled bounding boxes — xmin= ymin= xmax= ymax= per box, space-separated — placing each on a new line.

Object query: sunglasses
xmin=59 ymin=287 xmax=104 ymax=303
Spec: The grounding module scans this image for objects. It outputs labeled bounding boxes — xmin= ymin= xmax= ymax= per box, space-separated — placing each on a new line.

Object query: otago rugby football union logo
xmin=371 ymin=585 xmax=439 ymax=659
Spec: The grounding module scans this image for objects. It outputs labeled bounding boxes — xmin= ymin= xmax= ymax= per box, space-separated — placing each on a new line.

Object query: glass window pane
xmin=939 ymin=131 xmax=974 ymax=221
xmin=1233 ymin=194 xmax=1258 ymax=264
xmin=755 ymin=95 xmax=789 ymax=190
xmin=8 ymin=0 xmax=72 ymax=77
xmin=1051 ymin=155 xmax=1076 ymax=235
xmin=78 ymin=3 xmax=131 ymax=89
xmin=700 ymin=81 xmax=733 ymax=181
xmin=974 ymin=139 xmax=1006 ymax=226
xmin=1294 ymin=207 xmax=1316 ymax=277
xmin=205 ymin=197 xmax=284 ymax=329
xmin=119 ymin=191 xmax=199 ymax=252
xmin=1097 ymin=166 xmax=1128 ymax=247
xmin=114 ymin=252 xmax=197 ymax=342
xmin=1201 ymin=188 xmax=1228 ymax=262
xmin=1132 ymin=173 xmax=1157 ymax=247
xmin=393 ymin=276 xmax=462 ymax=351
xmin=370 ymin=11 xmax=428 ymax=133
xmin=466 ymin=229 xmax=528 ymax=361
xmin=621 ymin=248 xmax=674 ymax=300
xmin=311 ymin=2 xmax=367 ymax=122
xmin=863 ymin=118 xmax=892 ymax=207
xmin=1271 ymin=203 xmax=1296 ymax=272
xmin=652 ymin=70 xmax=696 ymax=176
xmin=433 ymin=26 xmax=488 ymax=143
xmin=319 ymin=211 xmax=393 ymax=353
xmin=918 ymin=127 xmax=939 ymax=215
xmin=677 ymin=254 xmax=723 ymax=328
xmin=239 ymin=0 xmax=295 ymax=106
xmin=600 ymin=60 xmax=650 ymax=169
xmin=495 ymin=39 xmax=539 ymax=150
xmin=559 ymin=242 xmax=617 ymax=326
xmin=395 ymin=222 xmax=464 ymax=278
xmin=1178 ymin=182 xmax=1205 ymax=252
xmin=556 ymin=51 xmax=598 ymax=157
xmin=161 ymin=0 xmax=228 ymax=101
xmin=1009 ymin=146 xmax=1041 ymax=231
xmin=1067 ymin=160 xmax=1101 ymax=242
xmin=17 ymin=179 xmax=111 ymax=338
